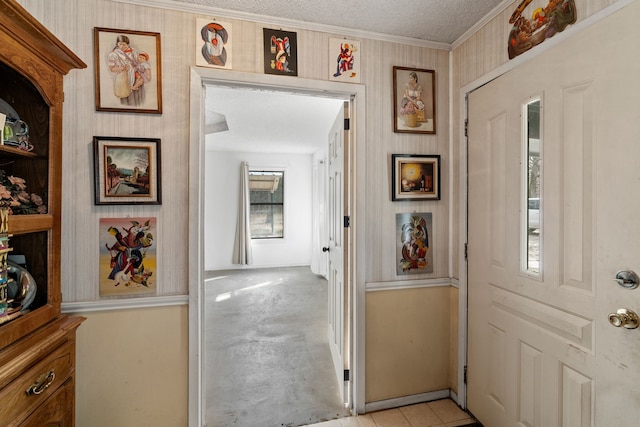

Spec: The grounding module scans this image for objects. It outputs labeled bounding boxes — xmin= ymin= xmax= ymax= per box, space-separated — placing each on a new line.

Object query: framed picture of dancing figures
xmin=99 ymin=217 xmax=157 ymax=297
xmin=94 ymin=27 xmax=163 ymax=114
xmin=392 ymin=66 xmax=435 ymax=134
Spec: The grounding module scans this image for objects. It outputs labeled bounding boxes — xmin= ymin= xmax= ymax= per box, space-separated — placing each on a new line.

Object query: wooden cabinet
xmin=0 ymin=0 xmax=86 ymax=425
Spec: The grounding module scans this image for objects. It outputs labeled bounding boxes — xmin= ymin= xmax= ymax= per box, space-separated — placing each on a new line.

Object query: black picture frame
xmin=93 ymin=136 xmax=162 ymax=205
xmin=392 ymin=154 xmax=441 ymax=201
xmin=263 ymin=28 xmax=298 ymax=76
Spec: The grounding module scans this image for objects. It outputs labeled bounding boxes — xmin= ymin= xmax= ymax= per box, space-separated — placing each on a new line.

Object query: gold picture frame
xmin=392 ymin=154 xmax=441 ymax=201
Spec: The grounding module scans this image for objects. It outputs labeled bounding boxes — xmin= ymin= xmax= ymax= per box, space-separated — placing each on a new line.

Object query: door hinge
xmin=464 ymin=119 xmax=468 ymax=137
xmin=344 ymin=216 xmax=350 ymax=228
xmin=464 ymin=366 xmax=468 ymax=384
xmin=464 ymin=243 xmax=468 ymax=261
xmin=344 ymin=118 xmax=350 ymax=131
xmin=344 ymin=369 xmax=350 ymax=381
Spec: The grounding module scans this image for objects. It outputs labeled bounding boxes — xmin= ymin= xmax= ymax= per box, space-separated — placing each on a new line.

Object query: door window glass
xmin=523 ymin=99 xmax=541 ymax=274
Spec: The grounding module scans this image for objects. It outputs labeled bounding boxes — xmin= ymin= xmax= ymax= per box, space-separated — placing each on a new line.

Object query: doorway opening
xmin=188 ymin=68 xmax=367 ymax=426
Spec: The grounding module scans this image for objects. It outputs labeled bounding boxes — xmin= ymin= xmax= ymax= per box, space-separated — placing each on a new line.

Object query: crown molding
xmin=451 ymin=0 xmax=514 ymax=50
xmin=110 ymin=0 xmax=451 ymax=50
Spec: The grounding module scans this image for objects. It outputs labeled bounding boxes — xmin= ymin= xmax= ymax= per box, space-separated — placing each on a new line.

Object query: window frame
xmin=248 ymin=169 xmax=285 ymax=240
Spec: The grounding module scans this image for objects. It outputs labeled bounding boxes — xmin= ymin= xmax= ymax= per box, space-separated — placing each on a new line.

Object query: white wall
xmin=204 ymin=150 xmax=314 ymax=270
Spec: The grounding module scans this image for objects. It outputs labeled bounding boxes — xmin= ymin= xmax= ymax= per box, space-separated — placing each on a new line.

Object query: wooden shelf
xmin=7 ymin=215 xmax=54 ymax=235
xmin=0 ymin=145 xmax=38 ymax=158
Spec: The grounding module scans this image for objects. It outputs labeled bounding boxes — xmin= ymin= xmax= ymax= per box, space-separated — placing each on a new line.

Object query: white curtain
xmin=232 ymin=161 xmax=252 ymax=265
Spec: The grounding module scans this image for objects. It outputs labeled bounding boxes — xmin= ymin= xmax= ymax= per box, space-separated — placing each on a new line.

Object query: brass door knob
xmin=608 ymin=308 xmax=639 ymax=329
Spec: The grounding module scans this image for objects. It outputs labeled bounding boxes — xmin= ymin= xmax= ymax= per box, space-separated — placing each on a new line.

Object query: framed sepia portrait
xmin=392 ymin=154 xmax=441 ymax=201
xmin=393 ymin=66 xmax=435 ymax=134
xmin=93 ymin=136 xmax=162 ymax=205
xmin=94 ymin=27 xmax=163 ymax=114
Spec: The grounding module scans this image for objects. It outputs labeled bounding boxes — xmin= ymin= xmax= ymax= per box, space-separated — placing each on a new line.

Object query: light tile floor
xmin=303 ymin=399 xmax=479 ymax=427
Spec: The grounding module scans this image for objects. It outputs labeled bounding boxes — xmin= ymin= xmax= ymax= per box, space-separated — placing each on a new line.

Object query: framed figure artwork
xmin=99 ymin=217 xmax=156 ymax=296
xmin=396 ymin=212 xmax=433 ymax=275
xmin=392 ymin=66 xmax=435 ymax=134
xmin=329 ymin=38 xmax=361 ymax=83
xmin=93 ymin=136 xmax=162 ymax=205
xmin=263 ymin=28 xmax=298 ymax=76
xmin=94 ymin=27 xmax=163 ymax=114
xmin=392 ymin=154 xmax=441 ymax=201
xmin=196 ymin=19 xmax=232 ymax=69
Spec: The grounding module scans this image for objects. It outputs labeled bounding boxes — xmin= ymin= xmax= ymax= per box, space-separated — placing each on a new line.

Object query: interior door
xmin=467 ymin=3 xmax=640 ymax=426
xmin=311 ymin=159 xmax=328 ymax=277
xmin=327 ymin=106 xmax=347 ymax=404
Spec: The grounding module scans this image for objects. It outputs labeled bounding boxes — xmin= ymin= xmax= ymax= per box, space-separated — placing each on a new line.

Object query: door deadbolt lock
xmin=614 ymin=271 xmax=639 ymax=289
xmin=608 ymin=308 xmax=640 ymax=329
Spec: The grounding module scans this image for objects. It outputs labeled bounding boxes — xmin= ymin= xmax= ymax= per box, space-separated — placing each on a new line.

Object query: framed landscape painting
xmin=93 ymin=136 xmax=162 ymax=205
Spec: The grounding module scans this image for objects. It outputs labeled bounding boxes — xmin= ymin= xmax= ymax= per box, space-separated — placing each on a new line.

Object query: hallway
xmin=204 ymin=266 xmax=352 ymax=426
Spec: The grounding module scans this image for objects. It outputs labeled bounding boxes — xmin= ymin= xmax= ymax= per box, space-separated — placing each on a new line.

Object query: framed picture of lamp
xmin=392 ymin=154 xmax=441 ymax=201
xmin=93 ymin=136 xmax=162 ymax=205
xmin=392 ymin=66 xmax=435 ymax=134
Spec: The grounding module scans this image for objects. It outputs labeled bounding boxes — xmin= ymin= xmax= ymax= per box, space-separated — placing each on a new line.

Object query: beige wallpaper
xmin=18 ymin=0 xmax=451 ymax=301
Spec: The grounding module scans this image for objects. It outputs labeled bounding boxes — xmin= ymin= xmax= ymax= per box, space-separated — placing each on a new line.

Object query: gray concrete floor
xmin=204 ymin=266 xmax=352 ymax=427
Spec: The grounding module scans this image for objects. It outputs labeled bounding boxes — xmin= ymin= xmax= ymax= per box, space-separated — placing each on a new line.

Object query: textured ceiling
xmin=172 ymin=0 xmax=506 ymax=44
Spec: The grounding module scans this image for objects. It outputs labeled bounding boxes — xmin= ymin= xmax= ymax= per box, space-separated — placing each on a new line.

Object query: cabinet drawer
xmin=0 ymin=340 xmax=74 ymax=426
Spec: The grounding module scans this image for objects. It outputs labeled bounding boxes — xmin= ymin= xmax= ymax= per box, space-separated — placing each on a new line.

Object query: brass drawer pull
xmin=25 ymin=369 xmax=55 ymax=396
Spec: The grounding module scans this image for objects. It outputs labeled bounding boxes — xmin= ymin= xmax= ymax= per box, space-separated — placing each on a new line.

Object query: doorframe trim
xmin=187 ymin=67 xmax=367 ymax=426
xmin=456 ymin=0 xmax=634 ymax=410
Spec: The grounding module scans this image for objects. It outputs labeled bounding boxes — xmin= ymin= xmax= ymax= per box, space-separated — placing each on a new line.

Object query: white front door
xmin=467 ymin=3 xmax=640 ymax=426
xmin=327 ymin=105 xmax=348 ymax=404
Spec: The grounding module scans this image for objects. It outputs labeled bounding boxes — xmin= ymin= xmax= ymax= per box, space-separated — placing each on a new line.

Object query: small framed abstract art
xmin=196 ymin=19 xmax=232 ymax=69
xmin=263 ymin=28 xmax=298 ymax=76
xmin=396 ymin=212 xmax=433 ymax=275
xmin=329 ymin=38 xmax=360 ymax=83
xmin=392 ymin=154 xmax=441 ymax=201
